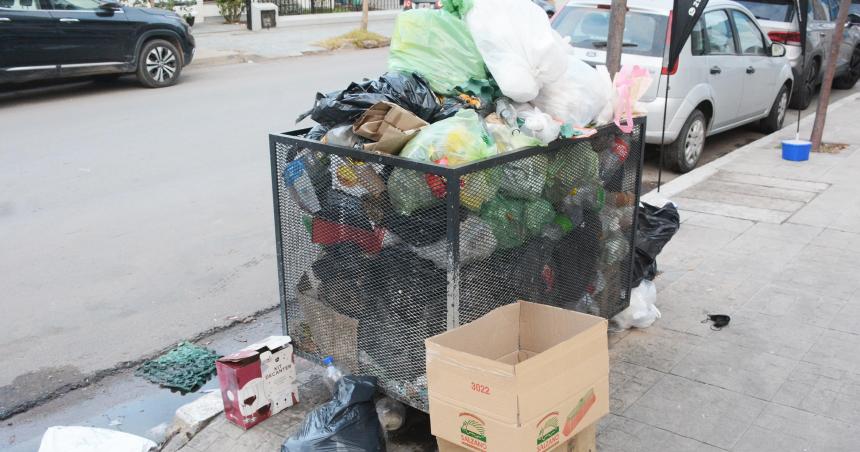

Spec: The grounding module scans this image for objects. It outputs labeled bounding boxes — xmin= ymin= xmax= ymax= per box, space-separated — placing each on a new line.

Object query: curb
xmin=641 ymin=92 xmax=860 ymax=205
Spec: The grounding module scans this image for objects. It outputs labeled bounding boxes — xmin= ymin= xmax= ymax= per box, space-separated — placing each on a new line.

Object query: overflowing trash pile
xmin=278 ymin=0 xmax=651 ymax=410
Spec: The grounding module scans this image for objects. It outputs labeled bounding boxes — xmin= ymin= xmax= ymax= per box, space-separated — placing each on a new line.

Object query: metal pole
xmin=810 ymin=0 xmax=852 ymax=150
xmin=606 ymin=0 xmax=627 ymax=78
xmin=657 ymin=72 xmax=670 ymax=191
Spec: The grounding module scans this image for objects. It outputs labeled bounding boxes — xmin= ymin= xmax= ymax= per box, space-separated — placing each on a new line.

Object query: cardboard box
xmin=436 ymin=435 xmax=585 ymax=452
xmin=216 ymin=336 xmax=299 ymax=429
xmin=426 ymin=301 xmax=608 ymax=452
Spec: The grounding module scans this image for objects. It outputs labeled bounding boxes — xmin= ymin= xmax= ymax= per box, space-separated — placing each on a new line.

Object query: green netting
xmin=136 ymin=342 xmax=220 ymax=393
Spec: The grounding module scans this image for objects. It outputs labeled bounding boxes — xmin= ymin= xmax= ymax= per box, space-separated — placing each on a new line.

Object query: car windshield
xmin=736 ymin=1 xmax=795 ymax=22
xmin=552 ymin=7 xmax=669 ymax=57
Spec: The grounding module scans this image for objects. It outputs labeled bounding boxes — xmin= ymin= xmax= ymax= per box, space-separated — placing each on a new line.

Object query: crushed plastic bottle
xmin=494 ymin=97 xmax=519 ymax=129
xmin=599 ymin=136 xmax=630 ymax=181
xmin=375 ymin=397 xmax=407 ymax=432
xmin=283 ymin=158 xmax=321 ymax=214
xmin=322 ymin=356 xmax=345 ymax=395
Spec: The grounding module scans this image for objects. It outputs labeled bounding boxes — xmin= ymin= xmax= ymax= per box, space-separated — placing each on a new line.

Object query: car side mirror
xmin=99 ymin=1 xmax=120 ymax=11
xmin=848 ymin=13 xmax=860 ymax=26
xmin=771 ymin=43 xmax=786 ymax=57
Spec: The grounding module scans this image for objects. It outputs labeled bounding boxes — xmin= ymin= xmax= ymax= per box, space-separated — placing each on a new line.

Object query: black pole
xmin=246 ymin=0 xmax=252 ymax=30
xmin=657 ymin=71 xmax=671 ymax=191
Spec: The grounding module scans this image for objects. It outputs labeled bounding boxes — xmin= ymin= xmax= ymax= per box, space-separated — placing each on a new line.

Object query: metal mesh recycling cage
xmin=269 ymin=117 xmax=645 ymax=411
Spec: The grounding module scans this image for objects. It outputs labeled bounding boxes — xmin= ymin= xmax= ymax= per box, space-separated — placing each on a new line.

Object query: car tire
xmin=834 ymin=47 xmax=860 ymax=89
xmin=790 ymin=59 xmax=818 ymax=110
xmin=760 ymin=84 xmax=790 ymax=134
xmin=136 ymin=39 xmax=182 ymax=88
xmin=665 ymin=109 xmax=706 ymax=174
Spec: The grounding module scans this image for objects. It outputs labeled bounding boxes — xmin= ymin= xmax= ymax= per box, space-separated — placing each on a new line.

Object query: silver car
xmin=737 ymin=0 xmax=860 ymax=109
xmin=553 ymin=0 xmax=794 ymax=173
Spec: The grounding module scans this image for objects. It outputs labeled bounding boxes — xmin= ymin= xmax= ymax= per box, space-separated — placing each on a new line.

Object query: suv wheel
xmin=666 ymin=109 xmax=706 ymax=174
xmin=790 ymin=59 xmax=818 ymax=110
xmin=137 ymin=39 xmax=182 ymax=88
xmin=760 ymin=84 xmax=789 ymax=133
xmin=834 ymin=47 xmax=860 ymax=89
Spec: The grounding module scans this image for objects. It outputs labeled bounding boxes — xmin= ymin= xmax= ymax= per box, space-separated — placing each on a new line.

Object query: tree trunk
xmin=810 ymin=0 xmax=852 ymax=151
xmin=606 ymin=0 xmax=627 ymax=79
xmin=360 ymin=0 xmax=369 ymax=32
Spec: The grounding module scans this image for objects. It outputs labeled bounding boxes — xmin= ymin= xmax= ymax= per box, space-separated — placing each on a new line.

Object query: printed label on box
xmin=563 ymin=388 xmax=596 ymax=437
xmin=458 ymin=412 xmax=487 ymax=451
xmin=536 ymin=411 xmax=561 ymax=451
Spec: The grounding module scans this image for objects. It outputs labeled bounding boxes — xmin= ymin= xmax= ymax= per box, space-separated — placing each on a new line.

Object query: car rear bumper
xmin=641 ymin=96 xmax=687 ymax=145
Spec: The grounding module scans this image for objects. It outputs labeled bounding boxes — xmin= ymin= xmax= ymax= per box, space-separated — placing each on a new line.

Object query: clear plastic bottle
xmin=322 ymin=355 xmax=344 ymax=395
xmin=283 ymin=158 xmax=321 ymax=213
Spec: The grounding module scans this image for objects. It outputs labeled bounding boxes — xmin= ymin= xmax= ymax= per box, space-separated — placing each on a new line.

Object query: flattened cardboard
xmin=426 ymin=301 xmax=609 ymax=451
xmin=352 ymin=101 xmax=429 ymax=154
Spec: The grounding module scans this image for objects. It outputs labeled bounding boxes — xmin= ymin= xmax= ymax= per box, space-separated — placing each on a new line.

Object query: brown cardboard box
xmin=426 ymin=301 xmax=608 ymax=452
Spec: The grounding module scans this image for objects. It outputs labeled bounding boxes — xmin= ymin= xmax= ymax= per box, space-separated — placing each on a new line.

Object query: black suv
xmin=0 ymin=0 xmax=195 ymax=88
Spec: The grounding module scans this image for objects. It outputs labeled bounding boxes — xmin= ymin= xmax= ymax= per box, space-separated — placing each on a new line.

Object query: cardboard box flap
xmin=243 ymin=335 xmax=292 ymax=353
xmin=518 ymin=302 xmax=605 ymax=355
xmin=219 ymin=349 xmax=260 ymax=364
xmin=426 ymin=303 xmax=521 ymax=373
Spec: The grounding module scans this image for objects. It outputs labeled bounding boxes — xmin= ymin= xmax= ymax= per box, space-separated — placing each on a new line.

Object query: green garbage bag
xmin=400 ymin=109 xmax=497 ymax=165
xmin=441 ymin=0 xmax=474 ymax=18
xmin=523 ymin=198 xmax=556 ymax=236
xmin=544 ymin=145 xmax=600 ymax=204
xmin=499 ymin=154 xmax=548 ymax=201
xmin=480 ymin=194 xmax=526 ymax=249
xmin=388 ymin=9 xmax=488 ymax=95
xmin=388 ymin=167 xmax=439 ymax=215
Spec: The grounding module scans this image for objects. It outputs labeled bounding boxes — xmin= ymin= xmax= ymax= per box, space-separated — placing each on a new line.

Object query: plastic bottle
xmin=599 ymin=136 xmax=630 ymax=181
xmin=283 ymin=158 xmax=321 ymax=213
xmin=322 ymin=356 xmax=344 ymax=394
xmin=349 ymin=159 xmax=386 ymax=196
xmin=541 ymin=214 xmax=574 ymax=241
xmin=375 ymin=397 xmax=407 ymax=432
xmin=564 ymin=183 xmax=606 ymax=212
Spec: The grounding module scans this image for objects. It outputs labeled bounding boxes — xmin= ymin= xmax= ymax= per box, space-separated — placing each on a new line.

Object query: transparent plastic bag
xmin=532 ymin=53 xmax=612 ymax=128
xmin=611 ymin=280 xmax=660 ymax=330
xmin=516 ymin=105 xmax=561 ymax=144
xmin=400 ymin=109 xmax=497 ymax=165
xmin=459 ymin=0 xmax=568 ymax=102
xmin=388 ymin=9 xmax=488 ymax=95
xmin=499 ymin=154 xmax=548 ymax=201
xmin=387 ymin=167 xmax=439 ymax=215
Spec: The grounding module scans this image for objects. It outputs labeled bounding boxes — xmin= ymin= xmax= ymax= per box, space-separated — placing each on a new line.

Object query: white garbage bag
xmin=463 ymin=0 xmax=568 ymax=102
xmin=532 ymin=53 xmax=613 ymax=128
xmin=611 ymin=280 xmax=660 ymax=330
xmin=38 ymin=426 xmax=157 ymax=452
xmin=515 ymin=104 xmax=561 ymax=144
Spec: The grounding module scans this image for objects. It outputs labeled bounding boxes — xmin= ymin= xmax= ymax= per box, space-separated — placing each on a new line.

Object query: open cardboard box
xmin=426 ymin=301 xmax=608 ymax=452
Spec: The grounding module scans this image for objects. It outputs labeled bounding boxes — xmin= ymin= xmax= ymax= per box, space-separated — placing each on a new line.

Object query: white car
xmin=552 ymin=0 xmax=794 ymax=172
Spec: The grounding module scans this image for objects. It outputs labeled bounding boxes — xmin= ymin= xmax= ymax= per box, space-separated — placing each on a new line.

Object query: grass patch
xmin=316 ymin=29 xmax=390 ymax=50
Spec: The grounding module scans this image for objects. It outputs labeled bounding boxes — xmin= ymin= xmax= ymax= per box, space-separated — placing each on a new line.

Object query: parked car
xmin=0 ymin=0 xmax=195 ymax=88
xmin=552 ymin=0 xmax=794 ymax=173
xmin=737 ymin=0 xmax=860 ymax=109
xmin=533 ymin=0 xmax=556 ymax=18
xmin=402 ymin=0 xmax=441 ymax=10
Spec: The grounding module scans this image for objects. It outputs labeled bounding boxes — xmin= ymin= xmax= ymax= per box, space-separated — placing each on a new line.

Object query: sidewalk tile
xmin=810 ymin=228 xmax=860 ymax=253
xmin=623 ymin=374 xmax=766 ymax=450
xmin=693 ymin=179 xmax=819 ymax=203
xmin=773 ymin=361 xmax=860 ymax=425
xmin=679 ymin=188 xmax=806 ymax=213
xmin=710 ymin=171 xmax=829 ymax=193
xmin=711 ymin=311 xmax=825 ymax=359
xmin=610 ymin=326 xmax=702 ymax=373
xmin=803 ymin=329 xmax=860 ymax=374
xmin=732 ymin=425 xmax=812 ymax=452
xmin=740 ymin=283 xmax=847 ymax=329
xmin=744 ymin=222 xmax=823 ymax=244
xmin=749 ymin=403 xmax=860 ymax=451
xmin=597 ymin=414 xmax=726 ymax=452
xmin=682 ymin=211 xmax=755 ymax=234
xmin=670 ymin=340 xmax=796 ymax=400
xmin=672 ymin=197 xmax=793 ymax=223
xmin=828 ymin=297 xmax=860 ymax=334
xmin=609 ymin=361 xmax=666 ymax=414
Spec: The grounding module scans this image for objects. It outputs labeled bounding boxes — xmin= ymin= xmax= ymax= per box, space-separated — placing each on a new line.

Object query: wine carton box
xmin=426 ymin=301 xmax=608 ymax=452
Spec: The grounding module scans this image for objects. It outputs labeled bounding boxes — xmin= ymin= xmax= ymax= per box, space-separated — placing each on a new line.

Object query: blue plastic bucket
xmin=782 ymin=139 xmax=811 ymax=161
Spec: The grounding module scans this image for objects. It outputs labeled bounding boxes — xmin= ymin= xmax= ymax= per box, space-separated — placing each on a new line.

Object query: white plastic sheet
xmin=611 ymin=280 xmax=660 ymax=330
xmin=38 ymin=426 xmax=156 ymax=452
xmin=463 ymin=0 xmax=568 ymax=102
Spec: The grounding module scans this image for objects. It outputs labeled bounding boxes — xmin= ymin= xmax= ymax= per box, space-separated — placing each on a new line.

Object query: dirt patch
xmin=815 ymin=142 xmax=849 ymax=154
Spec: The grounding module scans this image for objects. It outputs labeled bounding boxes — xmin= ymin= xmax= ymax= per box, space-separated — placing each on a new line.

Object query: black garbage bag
xmin=317 ymin=190 xmax=374 ymax=231
xmin=383 ymin=202 xmax=468 ymax=247
xmin=632 ymin=202 xmax=680 ymax=286
xmin=297 ymin=72 xmax=440 ymax=128
xmin=551 ymin=209 xmax=602 ymax=310
xmin=281 ymin=376 xmax=386 ymax=452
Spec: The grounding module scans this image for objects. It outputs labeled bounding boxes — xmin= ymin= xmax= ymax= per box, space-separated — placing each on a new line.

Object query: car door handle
xmin=59 ymin=18 xmax=79 ymax=23
xmin=746 ymin=66 xmax=755 ymax=74
xmin=0 ymin=17 xmax=11 ymax=22
xmin=710 ymin=66 xmax=721 ymax=74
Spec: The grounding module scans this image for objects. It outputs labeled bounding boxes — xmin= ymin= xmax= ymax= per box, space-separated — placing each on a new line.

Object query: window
xmin=736 ymin=1 xmax=793 ymax=22
xmin=551 ymin=7 xmax=670 ymax=58
xmin=49 ymin=0 xmax=100 ymax=10
xmin=732 ymin=10 xmax=766 ymax=55
xmin=0 ymin=0 xmax=48 ymax=10
xmin=703 ymin=10 xmax=737 ymax=55
xmin=691 ymin=20 xmax=706 ymax=56
xmin=812 ymin=0 xmax=828 ymax=20
xmin=827 ymin=0 xmax=840 ymax=20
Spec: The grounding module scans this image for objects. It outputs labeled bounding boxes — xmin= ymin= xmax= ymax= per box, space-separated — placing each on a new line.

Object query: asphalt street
xmin=1 ymin=47 xmax=856 ymax=419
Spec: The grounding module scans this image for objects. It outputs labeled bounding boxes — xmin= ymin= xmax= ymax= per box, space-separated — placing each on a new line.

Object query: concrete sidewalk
xmin=190 ymin=11 xmax=397 ymax=65
xmin=177 ymin=94 xmax=860 ymax=452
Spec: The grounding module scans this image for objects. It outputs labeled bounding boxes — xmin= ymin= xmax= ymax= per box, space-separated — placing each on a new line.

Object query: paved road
xmin=1 ymin=47 xmax=856 ymax=417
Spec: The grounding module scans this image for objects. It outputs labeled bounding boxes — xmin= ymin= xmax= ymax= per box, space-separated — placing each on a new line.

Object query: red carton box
xmin=216 ymin=336 xmax=299 ymax=429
